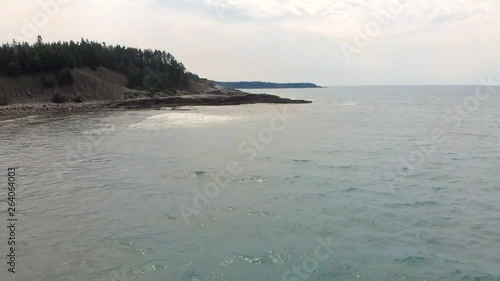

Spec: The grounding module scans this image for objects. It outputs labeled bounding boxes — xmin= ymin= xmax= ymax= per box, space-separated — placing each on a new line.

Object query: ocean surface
xmin=1 ymin=86 xmax=499 ymax=281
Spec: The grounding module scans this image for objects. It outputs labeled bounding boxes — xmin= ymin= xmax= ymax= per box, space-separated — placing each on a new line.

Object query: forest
xmin=0 ymin=36 xmax=201 ymax=91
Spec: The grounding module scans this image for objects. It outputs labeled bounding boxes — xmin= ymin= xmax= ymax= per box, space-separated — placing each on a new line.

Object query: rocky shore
xmin=0 ymin=93 xmax=311 ymax=119
xmin=0 ymin=101 xmax=112 ymax=118
xmin=111 ymin=93 xmax=312 ymax=109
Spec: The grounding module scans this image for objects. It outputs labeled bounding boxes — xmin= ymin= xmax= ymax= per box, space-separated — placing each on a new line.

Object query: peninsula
xmin=0 ymin=37 xmax=311 ymax=117
xmin=213 ymin=81 xmax=322 ymax=89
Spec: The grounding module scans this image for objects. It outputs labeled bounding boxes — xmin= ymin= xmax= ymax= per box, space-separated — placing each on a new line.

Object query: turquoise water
xmin=1 ymin=86 xmax=499 ymax=281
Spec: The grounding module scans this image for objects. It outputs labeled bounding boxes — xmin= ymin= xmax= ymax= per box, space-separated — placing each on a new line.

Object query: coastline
xmin=0 ymin=101 xmax=114 ymax=119
xmin=111 ymin=93 xmax=312 ymax=109
xmin=0 ymin=93 xmax=311 ymax=120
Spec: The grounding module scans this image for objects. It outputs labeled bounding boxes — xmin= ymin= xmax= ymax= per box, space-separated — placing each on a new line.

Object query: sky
xmin=1 ymin=0 xmax=500 ymax=85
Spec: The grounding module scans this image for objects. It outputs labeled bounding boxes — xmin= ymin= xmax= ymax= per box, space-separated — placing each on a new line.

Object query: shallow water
xmin=1 ymin=86 xmax=499 ymax=281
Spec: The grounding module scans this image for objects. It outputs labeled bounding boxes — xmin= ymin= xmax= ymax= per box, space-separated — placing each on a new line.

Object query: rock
xmin=111 ymin=93 xmax=312 ymax=109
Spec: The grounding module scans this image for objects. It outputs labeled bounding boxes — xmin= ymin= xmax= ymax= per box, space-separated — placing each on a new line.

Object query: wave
xmin=319 ymin=164 xmax=356 ymax=169
xmin=396 ymin=256 xmax=430 ymax=264
xmin=293 ymin=159 xmax=313 ymax=163
xmin=385 ymin=201 xmax=439 ymax=208
xmin=227 ymin=250 xmax=288 ymax=265
xmin=82 ymin=124 xmax=117 ymax=135
xmin=238 ymin=175 xmax=266 ymax=184
xmin=193 ymin=170 xmax=207 ymax=177
xmin=0 ymin=114 xmax=40 ymax=124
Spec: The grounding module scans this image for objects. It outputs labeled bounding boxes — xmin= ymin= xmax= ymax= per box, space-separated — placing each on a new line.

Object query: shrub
xmin=0 ymin=95 xmax=9 ymax=106
xmin=51 ymin=93 xmax=67 ymax=104
xmin=41 ymin=77 xmax=55 ymax=88
xmin=56 ymin=68 xmax=75 ymax=86
xmin=126 ymin=68 xmax=145 ymax=89
xmin=73 ymin=96 xmax=84 ymax=103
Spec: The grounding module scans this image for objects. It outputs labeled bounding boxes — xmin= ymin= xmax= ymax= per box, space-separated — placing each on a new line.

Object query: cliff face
xmin=0 ymin=67 xmax=142 ymax=104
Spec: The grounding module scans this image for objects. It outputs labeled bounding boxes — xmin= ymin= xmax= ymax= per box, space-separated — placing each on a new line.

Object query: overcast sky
xmin=1 ymin=0 xmax=499 ymax=85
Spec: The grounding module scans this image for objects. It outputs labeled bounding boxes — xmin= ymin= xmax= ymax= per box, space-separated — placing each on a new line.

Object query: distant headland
xmin=212 ymin=81 xmax=323 ymax=89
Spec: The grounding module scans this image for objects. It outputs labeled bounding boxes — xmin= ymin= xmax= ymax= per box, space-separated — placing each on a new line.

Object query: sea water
xmin=0 ymin=86 xmax=499 ymax=281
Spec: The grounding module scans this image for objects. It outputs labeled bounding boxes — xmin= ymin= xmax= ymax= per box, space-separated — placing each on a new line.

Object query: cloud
xmin=1 ymin=0 xmax=499 ymax=84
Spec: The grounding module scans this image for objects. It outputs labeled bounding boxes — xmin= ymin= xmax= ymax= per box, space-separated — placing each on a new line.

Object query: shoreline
xmin=0 ymin=93 xmax=312 ymax=120
xmin=110 ymin=93 xmax=312 ymax=109
xmin=0 ymin=101 xmax=115 ymax=120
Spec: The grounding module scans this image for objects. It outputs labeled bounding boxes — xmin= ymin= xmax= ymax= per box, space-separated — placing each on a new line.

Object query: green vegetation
xmin=51 ymin=93 xmax=67 ymax=104
xmin=41 ymin=77 xmax=55 ymax=88
xmin=0 ymin=95 xmax=9 ymax=106
xmin=55 ymin=68 xmax=74 ymax=86
xmin=0 ymin=36 xmax=200 ymax=91
xmin=213 ymin=81 xmax=322 ymax=89
xmin=73 ymin=96 xmax=84 ymax=103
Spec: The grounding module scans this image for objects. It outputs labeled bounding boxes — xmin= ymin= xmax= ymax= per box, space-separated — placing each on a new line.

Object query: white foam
xmin=0 ymin=115 xmax=40 ymax=124
xmin=83 ymin=125 xmax=117 ymax=135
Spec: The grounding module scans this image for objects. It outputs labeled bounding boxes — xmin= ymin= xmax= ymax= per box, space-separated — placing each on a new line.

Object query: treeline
xmin=0 ymin=36 xmax=200 ymax=90
xmin=213 ymin=81 xmax=321 ymax=89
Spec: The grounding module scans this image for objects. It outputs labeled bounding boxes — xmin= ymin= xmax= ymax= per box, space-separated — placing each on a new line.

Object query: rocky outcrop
xmin=111 ymin=93 xmax=312 ymax=109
